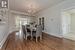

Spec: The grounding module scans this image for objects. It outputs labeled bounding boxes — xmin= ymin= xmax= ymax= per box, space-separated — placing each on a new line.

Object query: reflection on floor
xmin=1 ymin=32 xmax=75 ymax=50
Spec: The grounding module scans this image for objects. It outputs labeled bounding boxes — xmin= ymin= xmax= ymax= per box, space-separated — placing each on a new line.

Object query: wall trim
xmin=44 ymin=32 xmax=63 ymax=38
xmin=0 ymin=33 xmax=9 ymax=49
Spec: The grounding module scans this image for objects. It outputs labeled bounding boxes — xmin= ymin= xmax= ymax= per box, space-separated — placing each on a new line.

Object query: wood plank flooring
xmin=1 ymin=32 xmax=75 ymax=50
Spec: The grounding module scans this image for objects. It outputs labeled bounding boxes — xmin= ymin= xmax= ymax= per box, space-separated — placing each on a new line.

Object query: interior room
xmin=0 ymin=0 xmax=75 ymax=50
xmin=62 ymin=9 xmax=75 ymax=41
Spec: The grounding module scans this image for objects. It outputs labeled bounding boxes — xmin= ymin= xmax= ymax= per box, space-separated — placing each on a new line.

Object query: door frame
xmin=61 ymin=6 xmax=75 ymax=38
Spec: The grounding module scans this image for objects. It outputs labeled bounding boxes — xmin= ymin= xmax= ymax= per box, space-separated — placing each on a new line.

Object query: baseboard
xmin=50 ymin=33 xmax=63 ymax=38
xmin=9 ymin=29 xmax=16 ymax=34
xmin=0 ymin=33 xmax=9 ymax=49
xmin=43 ymin=32 xmax=63 ymax=38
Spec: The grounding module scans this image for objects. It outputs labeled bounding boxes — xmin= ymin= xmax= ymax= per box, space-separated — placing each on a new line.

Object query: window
xmin=15 ymin=16 xmax=28 ymax=30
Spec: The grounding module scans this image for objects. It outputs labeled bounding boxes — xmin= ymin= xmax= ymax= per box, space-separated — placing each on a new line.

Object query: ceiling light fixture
xmin=25 ymin=0 xmax=39 ymax=15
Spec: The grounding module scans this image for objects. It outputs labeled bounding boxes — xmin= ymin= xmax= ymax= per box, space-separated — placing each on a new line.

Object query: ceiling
xmin=9 ymin=0 xmax=65 ymax=15
xmin=65 ymin=9 xmax=75 ymax=14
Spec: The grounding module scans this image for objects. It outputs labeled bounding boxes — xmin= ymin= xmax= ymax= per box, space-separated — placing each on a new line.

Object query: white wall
xmin=8 ymin=13 xmax=16 ymax=33
xmin=0 ymin=25 xmax=9 ymax=48
xmin=0 ymin=9 xmax=9 ymax=48
xmin=71 ymin=13 xmax=75 ymax=33
xmin=62 ymin=12 xmax=71 ymax=35
xmin=37 ymin=0 xmax=75 ymax=38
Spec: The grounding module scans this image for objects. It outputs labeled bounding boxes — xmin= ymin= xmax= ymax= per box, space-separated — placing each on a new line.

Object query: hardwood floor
xmin=1 ymin=32 xmax=75 ymax=50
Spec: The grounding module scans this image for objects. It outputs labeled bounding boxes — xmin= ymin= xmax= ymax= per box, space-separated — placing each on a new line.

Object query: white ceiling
xmin=9 ymin=0 xmax=65 ymax=15
xmin=66 ymin=9 xmax=75 ymax=14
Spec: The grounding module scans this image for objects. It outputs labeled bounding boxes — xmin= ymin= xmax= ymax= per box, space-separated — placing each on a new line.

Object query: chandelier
xmin=25 ymin=0 xmax=40 ymax=15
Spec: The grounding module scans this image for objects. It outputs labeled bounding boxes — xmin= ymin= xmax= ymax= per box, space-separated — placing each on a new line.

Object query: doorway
xmin=15 ymin=16 xmax=28 ymax=31
xmin=62 ymin=9 xmax=75 ymax=41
